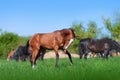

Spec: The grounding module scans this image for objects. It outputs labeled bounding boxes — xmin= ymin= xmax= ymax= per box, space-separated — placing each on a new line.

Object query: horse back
xmin=29 ymin=32 xmax=64 ymax=49
xmin=89 ymin=38 xmax=111 ymax=51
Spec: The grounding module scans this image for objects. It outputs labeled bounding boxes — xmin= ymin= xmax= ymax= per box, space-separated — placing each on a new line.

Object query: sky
xmin=0 ymin=0 xmax=120 ymax=36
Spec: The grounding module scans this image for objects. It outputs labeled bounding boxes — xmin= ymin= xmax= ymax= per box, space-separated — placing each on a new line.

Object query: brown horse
xmin=29 ymin=28 xmax=75 ymax=68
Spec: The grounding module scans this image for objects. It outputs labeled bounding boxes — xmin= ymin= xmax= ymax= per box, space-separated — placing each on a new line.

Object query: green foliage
xmin=0 ymin=31 xmax=29 ymax=57
xmin=86 ymin=21 xmax=98 ymax=38
xmin=69 ymin=21 xmax=100 ymax=53
xmin=72 ymin=23 xmax=85 ymax=39
xmin=69 ymin=23 xmax=85 ymax=53
xmin=0 ymin=32 xmax=18 ymax=55
xmin=103 ymin=13 xmax=120 ymax=40
xmin=17 ymin=36 xmax=30 ymax=47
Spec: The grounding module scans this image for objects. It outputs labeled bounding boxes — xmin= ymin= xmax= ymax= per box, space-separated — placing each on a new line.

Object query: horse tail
xmin=24 ymin=40 xmax=31 ymax=55
xmin=112 ymin=40 xmax=120 ymax=52
xmin=25 ymin=40 xmax=29 ymax=48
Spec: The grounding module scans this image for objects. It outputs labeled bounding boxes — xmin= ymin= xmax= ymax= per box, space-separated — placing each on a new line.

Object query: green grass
xmin=0 ymin=57 xmax=120 ymax=80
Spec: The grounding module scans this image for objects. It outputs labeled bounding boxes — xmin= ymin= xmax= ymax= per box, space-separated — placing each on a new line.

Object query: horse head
xmin=60 ymin=28 xmax=75 ymax=49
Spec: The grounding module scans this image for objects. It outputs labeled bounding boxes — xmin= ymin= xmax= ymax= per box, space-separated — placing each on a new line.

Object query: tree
xmin=0 ymin=32 xmax=18 ymax=57
xmin=72 ymin=22 xmax=85 ymax=39
xmin=68 ymin=23 xmax=84 ymax=53
xmin=69 ymin=21 xmax=99 ymax=53
xmin=103 ymin=14 xmax=120 ymax=40
xmin=86 ymin=21 xmax=99 ymax=38
xmin=0 ymin=32 xmax=29 ymax=58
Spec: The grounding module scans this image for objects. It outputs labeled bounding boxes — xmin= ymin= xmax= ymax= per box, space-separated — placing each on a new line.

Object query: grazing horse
xmin=7 ymin=47 xmax=46 ymax=62
xmin=7 ymin=46 xmax=29 ymax=61
xmin=28 ymin=28 xmax=75 ymax=68
xmin=7 ymin=45 xmax=46 ymax=62
xmin=79 ymin=38 xmax=120 ymax=59
xmin=12 ymin=46 xmax=30 ymax=61
xmin=7 ymin=40 xmax=30 ymax=61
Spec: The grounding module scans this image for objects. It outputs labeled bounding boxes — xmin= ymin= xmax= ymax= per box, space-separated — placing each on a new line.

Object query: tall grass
xmin=0 ymin=57 xmax=120 ymax=80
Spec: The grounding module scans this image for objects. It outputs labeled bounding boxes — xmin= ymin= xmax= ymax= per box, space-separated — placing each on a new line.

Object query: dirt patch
xmin=44 ymin=51 xmax=79 ymax=59
xmin=44 ymin=51 xmax=120 ymax=59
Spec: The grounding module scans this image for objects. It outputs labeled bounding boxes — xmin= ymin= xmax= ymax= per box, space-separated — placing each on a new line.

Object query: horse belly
xmin=89 ymin=45 xmax=103 ymax=53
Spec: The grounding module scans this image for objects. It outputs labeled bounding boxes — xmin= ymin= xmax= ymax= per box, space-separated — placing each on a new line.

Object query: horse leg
xmin=80 ymin=53 xmax=83 ymax=59
xmin=31 ymin=49 xmax=39 ymax=68
xmin=41 ymin=48 xmax=46 ymax=60
xmin=84 ymin=53 xmax=88 ymax=59
xmin=104 ymin=43 xmax=110 ymax=59
xmin=104 ymin=49 xmax=109 ymax=59
xmin=63 ymin=49 xmax=73 ymax=65
xmin=79 ymin=44 xmax=84 ymax=59
xmin=54 ymin=47 xmax=59 ymax=67
xmin=84 ymin=45 xmax=89 ymax=59
xmin=36 ymin=48 xmax=42 ymax=60
xmin=56 ymin=53 xmax=59 ymax=67
xmin=106 ymin=50 xmax=110 ymax=59
xmin=99 ymin=52 xmax=103 ymax=58
xmin=84 ymin=50 xmax=89 ymax=59
xmin=93 ymin=52 xmax=96 ymax=58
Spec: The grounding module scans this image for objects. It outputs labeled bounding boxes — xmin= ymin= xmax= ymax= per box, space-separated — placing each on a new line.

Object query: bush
xmin=0 ymin=32 xmax=29 ymax=58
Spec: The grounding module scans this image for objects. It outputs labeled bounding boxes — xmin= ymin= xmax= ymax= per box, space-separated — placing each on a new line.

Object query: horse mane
xmin=69 ymin=28 xmax=76 ymax=38
xmin=100 ymin=37 xmax=112 ymax=41
xmin=25 ymin=40 xmax=29 ymax=48
xmin=80 ymin=38 xmax=92 ymax=42
xmin=59 ymin=28 xmax=75 ymax=38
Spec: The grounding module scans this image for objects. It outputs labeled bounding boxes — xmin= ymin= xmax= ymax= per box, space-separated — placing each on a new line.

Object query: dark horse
xmin=7 ymin=40 xmax=30 ymax=61
xmin=7 ymin=41 xmax=46 ymax=62
xmin=12 ymin=46 xmax=29 ymax=61
xmin=79 ymin=38 xmax=120 ymax=59
xmin=28 ymin=28 xmax=75 ymax=68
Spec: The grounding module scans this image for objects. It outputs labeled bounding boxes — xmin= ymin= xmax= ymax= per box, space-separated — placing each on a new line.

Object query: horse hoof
xmin=70 ymin=62 xmax=73 ymax=65
xmin=7 ymin=59 xmax=10 ymax=61
xmin=32 ymin=65 xmax=35 ymax=68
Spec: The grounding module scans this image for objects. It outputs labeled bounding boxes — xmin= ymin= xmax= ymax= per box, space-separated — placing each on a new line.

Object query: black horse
xmin=78 ymin=38 xmax=120 ymax=59
xmin=11 ymin=40 xmax=30 ymax=61
xmin=12 ymin=46 xmax=29 ymax=61
xmin=78 ymin=38 xmax=92 ymax=59
xmin=11 ymin=40 xmax=46 ymax=61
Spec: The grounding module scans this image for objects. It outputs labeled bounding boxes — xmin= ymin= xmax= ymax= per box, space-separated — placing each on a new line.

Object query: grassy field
xmin=0 ymin=57 xmax=120 ymax=80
